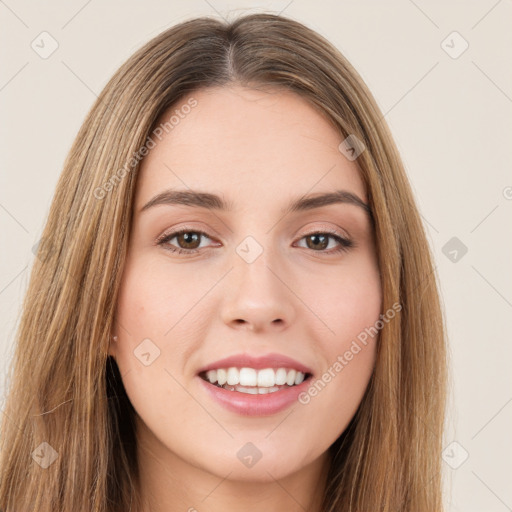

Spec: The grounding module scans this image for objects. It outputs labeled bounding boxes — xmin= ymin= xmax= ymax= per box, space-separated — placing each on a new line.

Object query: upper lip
xmin=197 ymin=352 xmax=314 ymax=376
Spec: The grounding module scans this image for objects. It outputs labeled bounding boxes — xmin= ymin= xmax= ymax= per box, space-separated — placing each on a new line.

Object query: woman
xmin=0 ymin=12 xmax=447 ymax=512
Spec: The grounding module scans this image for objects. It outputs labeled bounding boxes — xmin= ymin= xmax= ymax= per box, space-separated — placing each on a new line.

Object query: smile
xmin=197 ymin=367 xmax=314 ymax=416
xmin=199 ymin=366 xmax=311 ymax=394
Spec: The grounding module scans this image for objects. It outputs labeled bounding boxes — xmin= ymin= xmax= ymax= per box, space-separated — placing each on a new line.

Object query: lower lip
xmin=197 ymin=375 xmax=312 ymax=416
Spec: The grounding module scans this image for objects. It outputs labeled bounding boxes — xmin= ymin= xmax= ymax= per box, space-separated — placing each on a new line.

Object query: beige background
xmin=1 ymin=1 xmax=511 ymax=510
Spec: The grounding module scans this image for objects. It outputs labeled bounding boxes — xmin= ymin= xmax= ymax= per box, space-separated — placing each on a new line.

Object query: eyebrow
xmin=139 ymin=188 xmax=373 ymax=218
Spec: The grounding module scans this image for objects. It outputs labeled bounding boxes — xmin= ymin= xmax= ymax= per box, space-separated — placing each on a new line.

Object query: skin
xmin=110 ymin=84 xmax=382 ymax=512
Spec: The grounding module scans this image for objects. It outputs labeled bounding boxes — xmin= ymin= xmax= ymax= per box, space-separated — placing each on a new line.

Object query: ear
xmin=108 ymin=334 xmax=118 ymax=357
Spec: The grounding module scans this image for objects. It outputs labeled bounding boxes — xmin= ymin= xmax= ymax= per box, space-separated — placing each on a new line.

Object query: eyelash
xmin=155 ymin=227 xmax=355 ymax=256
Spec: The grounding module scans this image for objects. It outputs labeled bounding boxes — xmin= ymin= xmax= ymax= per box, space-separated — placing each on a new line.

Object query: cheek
xmin=298 ymin=254 xmax=381 ymax=408
xmin=114 ymin=257 xmax=200 ymax=342
xmin=112 ymin=261 xmax=171 ymax=385
xmin=112 ymin=263 xmax=196 ymax=429
xmin=305 ymin=254 xmax=382 ymax=342
xmin=112 ymin=256 xmax=208 ymax=396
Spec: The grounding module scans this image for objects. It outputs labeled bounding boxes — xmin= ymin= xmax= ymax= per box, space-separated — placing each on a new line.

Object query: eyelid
xmin=155 ymin=223 xmax=218 ymax=244
xmin=296 ymin=222 xmax=350 ymax=239
xmin=156 ymin=223 xmax=349 ymax=243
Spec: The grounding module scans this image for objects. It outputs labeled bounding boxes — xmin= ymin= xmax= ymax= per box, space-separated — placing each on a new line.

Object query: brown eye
xmin=297 ymin=231 xmax=354 ymax=254
xmin=157 ymin=229 xmax=213 ymax=254
xmin=305 ymin=233 xmax=329 ymax=250
xmin=156 ymin=229 xmax=354 ymax=257
xmin=175 ymin=231 xmax=201 ymax=249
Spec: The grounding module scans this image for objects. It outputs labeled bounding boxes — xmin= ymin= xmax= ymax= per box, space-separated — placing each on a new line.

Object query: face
xmin=111 ymin=85 xmax=382 ymax=484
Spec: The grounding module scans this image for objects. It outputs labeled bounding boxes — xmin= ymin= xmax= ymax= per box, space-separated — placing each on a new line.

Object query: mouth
xmin=196 ymin=364 xmax=315 ymax=416
xmin=198 ymin=368 xmax=314 ymax=395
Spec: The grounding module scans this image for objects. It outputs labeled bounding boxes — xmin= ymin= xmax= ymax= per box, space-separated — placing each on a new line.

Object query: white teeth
xmin=275 ymin=368 xmax=288 ymax=385
xmin=202 ymin=367 xmax=308 ymax=388
xmin=235 ymin=385 xmax=281 ymax=394
xmin=226 ymin=367 xmax=239 ymax=386
xmin=257 ymin=368 xmax=275 ymax=387
xmin=239 ymin=367 xmax=257 ymax=386
xmin=286 ymin=369 xmax=297 ymax=386
xmin=235 ymin=385 xmax=259 ymax=394
xmin=216 ymin=368 xmax=227 ymax=385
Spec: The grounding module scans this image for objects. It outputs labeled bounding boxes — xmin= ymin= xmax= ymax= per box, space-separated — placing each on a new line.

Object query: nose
xmin=220 ymin=249 xmax=296 ymax=333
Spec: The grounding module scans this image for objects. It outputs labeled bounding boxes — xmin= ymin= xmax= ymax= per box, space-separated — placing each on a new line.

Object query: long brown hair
xmin=0 ymin=13 xmax=447 ymax=511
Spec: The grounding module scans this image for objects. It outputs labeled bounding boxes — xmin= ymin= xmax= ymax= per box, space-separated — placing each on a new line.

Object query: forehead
xmin=135 ymin=85 xmax=367 ymax=212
